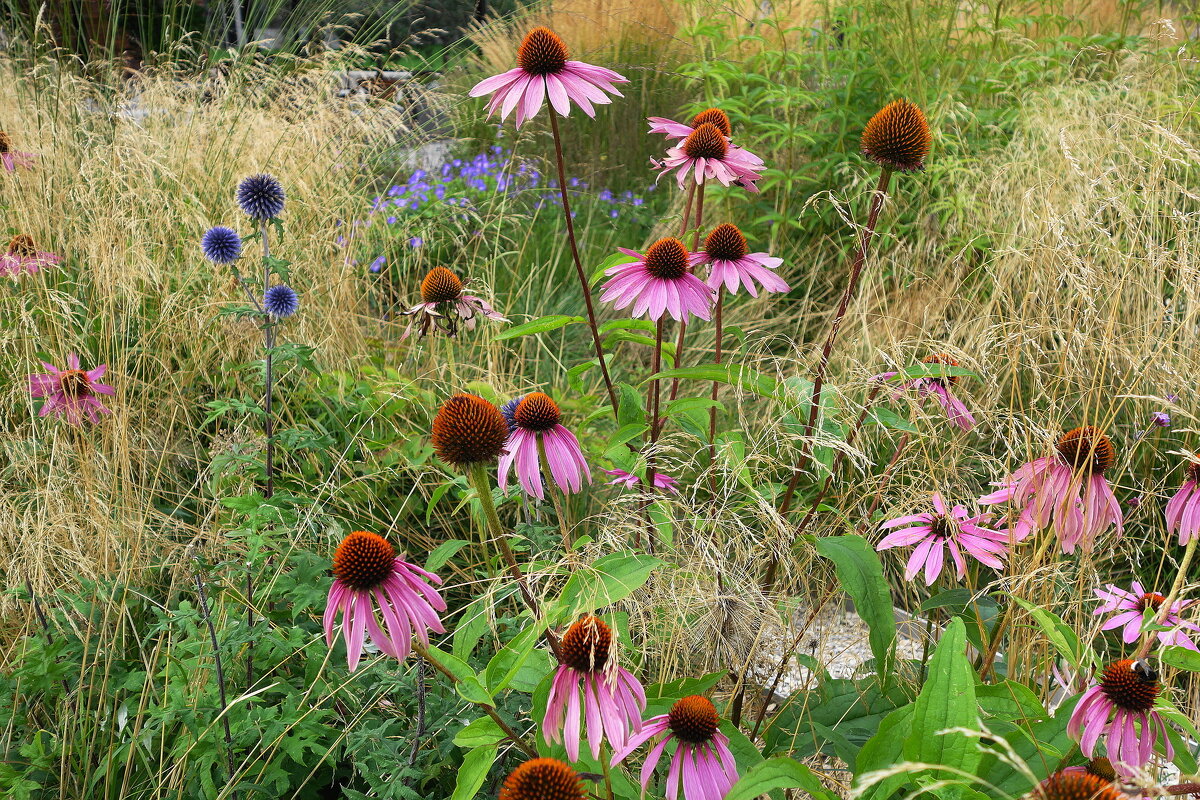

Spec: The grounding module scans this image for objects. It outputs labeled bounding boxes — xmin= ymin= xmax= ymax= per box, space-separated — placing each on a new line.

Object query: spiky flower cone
xmin=500 ymin=758 xmax=586 ymax=800
xmin=432 ymin=394 xmax=510 ymax=467
xmin=861 ymin=99 xmax=931 ymax=173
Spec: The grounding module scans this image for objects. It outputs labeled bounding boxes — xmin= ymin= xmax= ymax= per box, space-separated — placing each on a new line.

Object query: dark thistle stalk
xmin=194 ymin=569 xmax=238 ymax=796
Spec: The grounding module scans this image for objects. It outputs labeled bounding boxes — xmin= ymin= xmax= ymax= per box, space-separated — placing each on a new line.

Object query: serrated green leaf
xmin=553 ymin=552 xmax=663 ymax=618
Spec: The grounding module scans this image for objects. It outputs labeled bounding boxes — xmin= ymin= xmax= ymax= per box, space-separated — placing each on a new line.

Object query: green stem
xmin=1136 ymin=537 xmax=1198 ymax=659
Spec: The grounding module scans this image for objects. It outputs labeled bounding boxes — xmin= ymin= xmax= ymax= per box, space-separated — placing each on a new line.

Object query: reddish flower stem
xmin=854 ymin=432 xmax=911 ymax=535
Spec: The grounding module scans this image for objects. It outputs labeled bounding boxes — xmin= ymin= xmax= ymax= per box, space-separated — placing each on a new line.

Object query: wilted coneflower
xmin=29 ymin=354 xmax=115 ymax=425
xmin=1028 ymin=769 xmax=1122 ymax=800
xmin=498 ymin=392 xmax=590 ymax=500
xmin=1166 ymin=455 xmax=1200 ymax=545
xmin=200 ymin=226 xmax=243 ymax=264
xmin=543 ymin=615 xmax=646 ymax=762
xmin=611 ymin=695 xmax=738 ymax=800
xmin=432 ymin=393 xmax=510 ymax=469
xmin=236 ymin=173 xmax=286 ymax=221
xmin=1094 ymin=581 xmax=1200 ymax=651
xmin=263 ymin=284 xmax=300 ymax=318
xmin=876 ymin=492 xmax=1008 ymax=585
xmin=654 ymin=122 xmax=764 ymax=192
xmin=1 ymin=234 xmax=62 ymax=277
xmin=499 ymin=758 xmax=587 ymax=800
xmin=1068 ymin=659 xmax=1173 ymax=771
xmin=599 ymin=238 xmax=713 ymax=322
xmin=697 ymin=223 xmax=788 ymax=299
xmin=469 ymin=27 xmax=628 ymax=128
xmin=401 ymin=266 xmax=507 ymax=338
xmin=860 ymin=99 xmax=932 ymax=173
xmin=324 ymin=531 xmax=447 ymax=672
xmin=603 ymin=468 xmax=680 ymax=494
xmin=979 ymin=426 xmax=1123 ymax=554
xmin=875 ymin=354 xmax=977 ymax=432
xmin=0 ymin=130 xmax=37 ymax=171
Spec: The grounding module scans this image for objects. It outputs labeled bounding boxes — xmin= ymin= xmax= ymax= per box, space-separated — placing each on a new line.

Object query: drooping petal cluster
xmin=28 ymin=354 xmax=115 ymax=425
xmin=876 ymin=492 xmax=1008 ymax=585
xmin=603 ymin=468 xmax=680 ymax=494
xmin=654 ymin=122 xmax=764 ymax=192
xmin=1068 ymin=660 xmax=1172 ymax=773
xmin=599 ymin=239 xmax=713 ymax=322
xmin=402 ymin=266 xmax=507 ymax=338
xmin=499 ymin=392 xmax=590 ymax=499
xmin=875 ymin=354 xmax=975 ymax=431
xmin=2 ymin=234 xmax=62 ymax=277
xmin=611 ymin=695 xmax=737 ymax=800
xmin=1094 ymin=581 xmax=1199 ymax=651
xmin=0 ymin=130 xmax=37 ymax=172
xmin=1165 ymin=459 xmax=1200 ymax=545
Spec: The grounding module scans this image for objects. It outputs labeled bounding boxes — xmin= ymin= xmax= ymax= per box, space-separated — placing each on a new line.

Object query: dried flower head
xmin=861 ymin=99 xmax=931 ymax=172
xmin=559 ymin=615 xmax=612 ymax=673
xmin=432 ymin=393 xmax=510 ymax=467
xmin=0 ymin=130 xmax=10 ymax=153
xmin=421 ymin=267 xmax=464 ymax=304
xmin=8 ymin=234 xmax=37 ymax=257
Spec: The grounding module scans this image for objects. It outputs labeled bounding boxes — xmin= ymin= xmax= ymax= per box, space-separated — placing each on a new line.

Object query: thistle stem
xmin=1135 ymin=537 xmax=1198 ymax=659
xmin=262 ymin=221 xmax=275 ymax=500
xmin=194 ymin=569 xmax=238 ymax=796
xmin=778 ymin=168 xmax=893 ymax=517
xmin=548 ymin=110 xmax=619 ymax=416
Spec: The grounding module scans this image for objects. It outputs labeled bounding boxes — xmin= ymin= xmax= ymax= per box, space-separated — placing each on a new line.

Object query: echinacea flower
xmin=543 ymin=615 xmax=646 ymax=761
xmin=876 ymin=353 xmax=976 ymax=431
xmin=469 ymin=27 xmax=628 ymax=128
xmin=654 ymin=122 xmax=764 ymax=192
xmin=401 ymin=266 xmax=507 ymax=338
xmin=696 ymin=223 xmax=788 ymax=298
xmin=0 ymin=130 xmax=37 ymax=171
xmin=876 ymin=492 xmax=1008 ymax=585
xmin=611 ymin=695 xmax=737 ymax=800
xmin=500 ymin=758 xmax=586 ymax=800
xmin=432 ymin=393 xmax=511 ymax=468
xmin=236 ymin=173 xmax=285 ymax=220
xmin=201 ymin=226 xmax=243 ymax=264
xmin=860 ymin=99 xmax=932 ymax=173
xmin=1028 ymin=769 xmax=1123 ymax=800
xmin=1 ymin=234 xmax=62 ymax=277
xmin=1068 ymin=659 xmax=1173 ymax=771
xmin=979 ymin=426 xmax=1123 ymax=554
xmin=263 ymin=284 xmax=300 ymax=318
xmin=499 ymin=392 xmax=589 ymax=499
xmin=603 ymin=468 xmax=680 ymax=494
xmin=1165 ymin=456 xmax=1200 ymax=545
xmin=29 ymin=354 xmax=115 ymax=425
xmin=599 ymin=238 xmax=713 ymax=322
xmin=324 ymin=531 xmax=446 ymax=672
xmin=647 ymin=107 xmax=734 ymax=141
xmin=1094 ymin=581 xmax=1200 ymax=651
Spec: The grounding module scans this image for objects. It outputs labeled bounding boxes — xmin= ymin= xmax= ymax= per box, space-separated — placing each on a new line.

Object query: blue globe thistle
xmin=500 ymin=395 xmax=525 ymax=433
xmin=236 ymin=173 xmax=285 ymax=220
xmin=263 ymin=284 xmax=299 ymax=318
xmin=200 ymin=226 xmax=242 ymax=264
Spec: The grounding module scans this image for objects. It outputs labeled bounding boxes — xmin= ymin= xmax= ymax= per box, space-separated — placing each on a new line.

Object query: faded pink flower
xmin=599 ymin=238 xmax=713 ymax=322
xmin=29 ymin=354 xmax=114 ymax=425
xmin=603 ymin=469 xmax=679 ymax=494
xmin=876 ymin=492 xmax=1008 ymax=585
xmin=874 ymin=354 xmax=975 ymax=431
xmin=1094 ymin=581 xmax=1199 ymax=651
xmin=2 ymin=234 xmax=61 ymax=277
xmin=0 ymin=131 xmax=37 ymax=172
xmin=1165 ymin=456 xmax=1200 ymax=545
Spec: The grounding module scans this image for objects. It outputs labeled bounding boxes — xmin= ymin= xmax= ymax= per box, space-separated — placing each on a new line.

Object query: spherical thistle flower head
xmin=432 ymin=393 xmax=510 ymax=468
xmin=861 ymin=99 xmax=932 ymax=173
xmin=325 ymin=530 xmax=447 ymax=671
xmin=1166 ymin=453 xmax=1200 ymax=545
xmin=699 ymin=223 xmax=789 ymax=299
xmin=500 ymin=392 xmax=591 ymax=499
xmin=501 ymin=395 xmax=525 ymax=433
xmin=263 ymin=284 xmax=299 ymax=318
xmin=1067 ymin=659 xmax=1173 ymax=771
xmin=599 ymin=237 xmax=713 ymax=322
xmin=1028 ymin=770 xmax=1123 ymax=800
xmin=236 ymin=173 xmax=286 ymax=220
xmin=201 ymin=226 xmax=243 ymax=264
xmin=499 ymin=758 xmax=586 ymax=800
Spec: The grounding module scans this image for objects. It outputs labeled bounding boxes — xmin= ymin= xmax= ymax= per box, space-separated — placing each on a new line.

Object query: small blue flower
xmin=237 ymin=174 xmax=285 ymax=220
xmin=1152 ymin=411 xmax=1172 ymax=428
xmin=201 ymin=226 xmax=242 ymax=264
xmin=263 ymin=284 xmax=299 ymax=318
xmin=387 ymin=216 xmax=397 ymax=224
xmin=500 ymin=396 xmax=525 ymax=433
xmin=370 ymin=256 xmax=386 ymax=273
xmin=609 ymin=209 xmax=619 ymax=219
xmin=409 ymin=237 xmax=424 ymax=248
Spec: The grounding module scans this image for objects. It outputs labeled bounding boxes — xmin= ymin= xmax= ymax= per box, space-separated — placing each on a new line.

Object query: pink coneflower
xmin=543 ymin=615 xmax=646 ymax=762
xmin=599 ymin=238 xmax=713 ymax=322
xmin=603 ymin=468 xmax=680 ymax=494
xmin=29 ymin=355 xmax=114 ymax=425
xmin=654 ymin=122 xmax=764 ymax=192
xmin=1094 ymin=581 xmax=1200 ymax=651
xmin=324 ymin=531 xmax=447 ymax=672
xmin=401 ymin=266 xmax=506 ymax=338
xmin=499 ymin=393 xmax=590 ymax=500
xmin=1 ymin=234 xmax=62 ymax=277
xmin=610 ymin=695 xmax=737 ymax=800
xmin=979 ymin=426 xmax=1123 ymax=554
xmin=1068 ymin=659 xmax=1173 ymax=771
xmin=648 ymin=107 xmax=734 ymax=141
xmin=0 ymin=131 xmax=37 ymax=172
xmin=876 ymin=492 xmax=1008 ymax=585
xmin=696 ymin=224 xmax=788 ymax=298
xmin=1165 ymin=456 xmax=1200 ymax=545
xmin=468 ymin=27 xmax=628 ymax=128
xmin=876 ymin=354 xmax=976 ymax=431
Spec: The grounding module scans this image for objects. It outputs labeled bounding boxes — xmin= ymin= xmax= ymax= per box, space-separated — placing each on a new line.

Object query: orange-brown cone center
xmin=1099 ymin=659 xmax=1159 ymax=713
xmin=1138 ymin=592 xmax=1166 ymax=612
xmin=704 ymin=223 xmax=748 ymax=262
xmin=860 ymin=98 xmax=931 ymax=173
xmin=499 ymin=758 xmax=586 ymax=800
xmin=332 ymin=531 xmax=396 ymax=591
xmin=1031 ymin=771 xmax=1121 ymax=800
xmin=922 ymin=353 xmax=960 ymax=385
xmin=643 ymin=237 xmax=690 ymax=280
xmin=1055 ymin=426 xmax=1115 ymax=476
xmin=1186 ymin=455 xmax=1200 ymax=484
xmin=421 ymin=267 xmax=463 ymax=304
xmin=691 ymin=108 xmax=731 ymax=137
xmin=432 ymin=393 xmax=510 ymax=467
xmin=0 ymin=130 xmax=10 ymax=154
xmin=517 ymin=28 xmax=569 ymax=76
xmin=668 ymin=695 xmax=719 ymax=744
xmin=514 ymin=392 xmax=562 ymax=432
xmin=8 ymin=234 xmax=36 ymax=256
xmin=559 ymin=615 xmax=612 ymax=672
xmin=682 ymin=123 xmax=728 ymax=161
xmin=1084 ymin=757 xmax=1116 ymax=781
xmin=58 ymin=369 xmax=92 ymax=398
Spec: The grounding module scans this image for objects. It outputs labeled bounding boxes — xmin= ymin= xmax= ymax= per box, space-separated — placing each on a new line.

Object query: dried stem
xmin=194 ymin=569 xmax=238 ymax=796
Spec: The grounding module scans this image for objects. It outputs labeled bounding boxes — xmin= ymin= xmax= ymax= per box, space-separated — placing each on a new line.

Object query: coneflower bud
xmin=860 ymin=99 xmax=931 ymax=173
xmin=420 ymin=267 xmax=464 ymax=304
xmin=642 ymin=237 xmax=691 ymax=280
xmin=432 ymin=393 xmax=510 ymax=467
xmin=668 ymin=695 xmax=720 ymax=744
xmin=703 ymin=223 xmax=748 ymax=262
xmin=682 ymin=123 xmax=728 ymax=161
xmin=691 ymin=108 xmax=732 ymax=138
xmin=1055 ymin=426 xmax=1116 ymax=476
xmin=517 ymin=27 xmax=569 ymax=76
xmin=499 ymin=758 xmax=586 ymax=800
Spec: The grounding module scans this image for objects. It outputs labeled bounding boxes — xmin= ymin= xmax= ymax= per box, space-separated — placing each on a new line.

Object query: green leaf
xmin=453 ymin=716 xmax=507 ymax=748
xmin=484 ymin=625 xmax=548 ymax=694
xmin=854 ymin=704 xmax=914 ymax=800
xmin=589 ymin=252 xmax=636 ymax=287
xmin=617 ymin=383 xmax=646 ymax=428
xmin=450 ymin=744 xmax=499 ymax=800
xmin=902 ymin=619 xmax=981 ymax=784
xmin=814 ymin=535 xmax=896 ymax=686
xmin=1011 ymin=596 xmax=1085 ymax=670
xmin=456 ymin=676 xmax=494 ymax=706
xmin=553 ymin=553 xmax=664 ymax=619
xmin=919 ymin=589 xmax=977 ymax=613
xmin=725 ymin=757 xmax=839 ymax=800
xmin=867 ymin=407 xmax=919 ymax=433
xmin=645 ymin=363 xmax=779 ymax=400
xmin=493 ymin=315 xmax=584 ymax=341
xmin=425 ymin=539 xmax=470 ymax=573
xmin=426 ymin=645 xmax=478 ymax=683
xmin=1160 ymin=645 xmax=1200 ymax=672
xmin=606 ymin=423 xmax=649 ymax=454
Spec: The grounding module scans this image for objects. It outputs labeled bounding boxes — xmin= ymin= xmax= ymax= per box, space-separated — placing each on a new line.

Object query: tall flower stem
xmin=1135 ymin=537 xmax=1198 ymax=659
xmin=778 ymin=168 xmax=893 ymax=517
xmin=194 ymin=569 xmax=237 ymax=796
xmin=548 ymin=111 xmax=619 ymax=416
xmin=644 ymin=319 xmax=667 ymax=517
xmin=467 ymin=463 xmax=563 ymax=659
xmin=261 ymin=222 xmax=275 ymax=500
xmin=706 ymin=287 xmax=725 ymax=492
xmin=668 ymin=178 xmax=706 ymax=404
xmin=854 ymin=432 xmax=911 ymax=535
